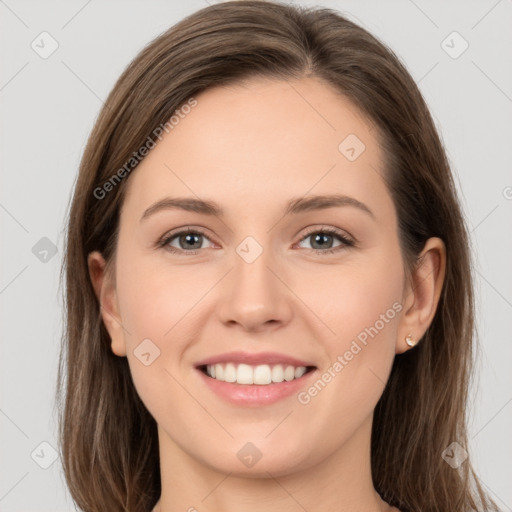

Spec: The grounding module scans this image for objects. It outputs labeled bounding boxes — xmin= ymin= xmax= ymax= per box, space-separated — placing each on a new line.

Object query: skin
xmin=88 ymin=76 xmax=446 ymax=512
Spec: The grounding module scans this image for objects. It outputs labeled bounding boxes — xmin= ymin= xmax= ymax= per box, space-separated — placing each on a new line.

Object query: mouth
xmin=197 ymin=363 xmax=317 ymax=386
xmin=193 ymin=351 xmax=318 ymax=405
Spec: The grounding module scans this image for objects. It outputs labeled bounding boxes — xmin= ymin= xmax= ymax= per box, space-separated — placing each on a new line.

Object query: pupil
xmin=181 ymin=233 xmax=201 ymax=250
xmin=312 ymin=233 xmax=332 ymax=250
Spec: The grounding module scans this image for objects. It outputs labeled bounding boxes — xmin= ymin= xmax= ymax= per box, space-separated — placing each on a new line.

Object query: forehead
xmin=121 ymin=76 xmax=392 ymax=223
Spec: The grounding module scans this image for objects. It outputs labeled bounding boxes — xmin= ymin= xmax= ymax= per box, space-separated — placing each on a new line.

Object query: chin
xmin=198 ymin=440 xmax=316 ymax=478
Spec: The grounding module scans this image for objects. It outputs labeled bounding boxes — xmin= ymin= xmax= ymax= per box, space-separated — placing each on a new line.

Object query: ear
xmin=87 ymin=251 xmax=127 ymax=357
xmin=396 ymin=237 xmax=446 ymax=354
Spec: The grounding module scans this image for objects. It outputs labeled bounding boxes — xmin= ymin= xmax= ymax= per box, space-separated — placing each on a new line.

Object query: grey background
xmin=1 ymin=0 xmax=511 ymax=510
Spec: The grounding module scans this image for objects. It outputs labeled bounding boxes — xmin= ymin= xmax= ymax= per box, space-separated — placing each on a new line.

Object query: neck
xmin=153 ymin=413 xmax=393 ymax=512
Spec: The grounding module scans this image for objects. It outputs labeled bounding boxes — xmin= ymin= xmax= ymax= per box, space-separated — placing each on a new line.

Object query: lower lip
xmin=196 ymin=368 xmax=317 ymax=406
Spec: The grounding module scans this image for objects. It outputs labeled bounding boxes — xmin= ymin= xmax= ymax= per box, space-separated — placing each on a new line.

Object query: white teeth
xmin=237 ymin=364 xmax=253 ymax=384
xmin=284 ymin=365 xmax=295 ymax=381
xmin=271 ymin=365 xmax=284 ymax=383
xmin=294 ymin=366 xmax=307 ymax=378
xmin=224 ymin=363 xmax=237 ymax=383
xmin=253 ymin=364 xmax=272 ymax=385
xmin=204 ymin=363 xmax=310 ymax=385
xmin=214 ymin=363 xmax=223 ymax=380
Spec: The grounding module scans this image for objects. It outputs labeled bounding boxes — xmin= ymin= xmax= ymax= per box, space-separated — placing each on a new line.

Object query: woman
xmin=57 ymin=1 xmax=500 ymax=511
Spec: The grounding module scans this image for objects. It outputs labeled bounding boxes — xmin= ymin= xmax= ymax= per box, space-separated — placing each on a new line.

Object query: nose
xmin=216 ymin=243 xmax=294 ymax=333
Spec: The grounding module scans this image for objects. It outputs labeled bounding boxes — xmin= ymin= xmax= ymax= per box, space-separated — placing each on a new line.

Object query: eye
xmin=158 ymin=228 xmax=214 ymax=255
xmin=296 ymin=227 xmax=354 ymax=255
xmin=157 ymin=226 xmax=354 ymax=256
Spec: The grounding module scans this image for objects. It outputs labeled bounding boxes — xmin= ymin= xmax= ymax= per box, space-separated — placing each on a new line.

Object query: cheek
xmin=301 ymin=253 xmax=403 ymax=340
xmin=114 ymin=260 xmax=197 ymax=422
xmin=305 ymin=247 xmax=404 ymax=376
xmin=114 ymin=252 xmax=215 ymax=407
xmin=116 ymin=250 xmax=207 ymax=346
xmin=292 ymin=263 xmax=403 ymax=441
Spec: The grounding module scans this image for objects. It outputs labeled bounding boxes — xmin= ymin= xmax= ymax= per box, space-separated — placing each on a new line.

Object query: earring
xmin=405 ymin=334 xmax=416 ymax=347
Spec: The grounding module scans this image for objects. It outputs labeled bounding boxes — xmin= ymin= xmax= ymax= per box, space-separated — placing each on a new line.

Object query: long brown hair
xmin=56 ymin=1 xmax=500 ymax=510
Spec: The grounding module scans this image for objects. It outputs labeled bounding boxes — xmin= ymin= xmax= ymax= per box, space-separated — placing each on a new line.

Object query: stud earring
xmin=405 ymin=334 xmax=416 ymax=347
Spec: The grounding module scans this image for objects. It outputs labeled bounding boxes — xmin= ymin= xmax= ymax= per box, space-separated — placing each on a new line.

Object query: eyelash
xmin=157 ymin=226 xmax=355 ymax=256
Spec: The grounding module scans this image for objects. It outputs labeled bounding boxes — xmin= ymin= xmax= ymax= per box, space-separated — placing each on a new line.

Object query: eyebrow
xmin=140 ymin=194 xmax=375 ymax=222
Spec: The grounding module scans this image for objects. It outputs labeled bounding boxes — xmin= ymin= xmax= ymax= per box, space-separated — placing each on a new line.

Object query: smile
xmin=200 ymin=362 xmax=316 ymax=385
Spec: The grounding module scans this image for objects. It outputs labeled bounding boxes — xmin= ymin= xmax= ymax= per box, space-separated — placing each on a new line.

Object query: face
xmin=90 ymin=76 xmax=429 ymax=477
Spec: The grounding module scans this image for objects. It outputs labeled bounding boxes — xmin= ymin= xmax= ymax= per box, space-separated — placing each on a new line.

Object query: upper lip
xmin=195 ymin=351 xmax=316 ymax=368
